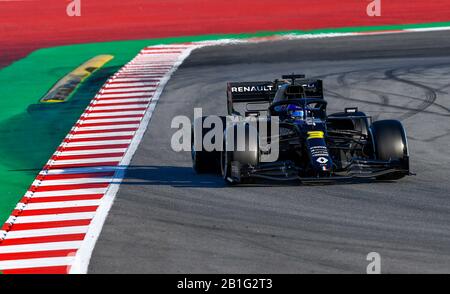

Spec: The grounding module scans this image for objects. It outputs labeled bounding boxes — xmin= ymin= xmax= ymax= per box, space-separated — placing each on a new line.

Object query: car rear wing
xmin=297 ymin=79 xmax=324 ymax=99
xmin=279 ymin=75 xmax=324 ymax=99
xmin=226 ymin=79 xmax=324 ymax=115
xmin=227 ymin=81 xmax=276 ymax=115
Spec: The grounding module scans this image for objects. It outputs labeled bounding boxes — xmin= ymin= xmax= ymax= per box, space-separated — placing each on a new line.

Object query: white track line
xmin=0 ymin=241 xmax=83 ymax=254
xmin=103 ymin=82 xmax=157 ymax=88
xmin=73 ymin=125 xmax=139 ymax=131
xmin=12 ymin=212 xmax=96 ymax=224
xmin=78 ymin=118 xmax=142 ymax=124
xmin=58 ymin=148 xmax=128 ymax=155
xmin=62 ymin=140 xmax=132 ymax=147
xmin=6 ymin=226 xmax=89 ymax=239
xmin=94 ymin=99 xmax=150 ymax=105
xmin=30 ymin=189 xmax=108 ymax=198
xmin=21 ymin=200 xmax=101 ymax=211
xmin=101 ymin=87 xmax=156 ymax=93
xmin=32 ymin=178 xmax=113 ymax=187
xmin=112 ymin=78 xmax=162 ymax=82
xmin=51 ymin=157 xmax=123 ymax=165
xmin=42 ymin=166 xmax=122 ymax=175
xmin=89 ymin=104 xmax=149 ymax=110
xmin=97 ymin=92 xmax=155 ymax=98
xmin=83 ymin=111 xmax=145 ymax=117
xmin=0 ymin=257 xmax=76 ymax=270
xmin=70 ymin=132 xmax=135 ymax=139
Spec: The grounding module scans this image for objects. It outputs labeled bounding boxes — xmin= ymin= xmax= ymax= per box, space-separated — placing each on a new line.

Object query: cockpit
xmin=270 ymin=83 xmax=327 ymax=121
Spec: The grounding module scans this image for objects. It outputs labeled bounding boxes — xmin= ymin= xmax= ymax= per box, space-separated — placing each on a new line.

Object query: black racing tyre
xmin=191 ymin=116 xmax=226 ymax=174
xmin=192 ymin=146 xmax=216 ymax=173
xmin=370 ymin=119 xmax=409 ymax=180
xmin=220 ymin=131 xmax=242 ymax=185
xmin=221 ymin=121 xmax=259 ymax=185
xmin=220 ymin=150 xmax=234 ymax=184
xmin=220 ymin=150 xmax=249 ymax=185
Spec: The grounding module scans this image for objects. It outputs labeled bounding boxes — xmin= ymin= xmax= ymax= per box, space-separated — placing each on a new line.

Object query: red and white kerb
xmin=0 ymin=44 xmax=198 ymax=274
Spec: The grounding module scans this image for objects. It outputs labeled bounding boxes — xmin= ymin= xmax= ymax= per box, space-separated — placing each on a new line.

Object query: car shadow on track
xmin=118 ymin=165 xmax=378 ymax=188
xmin=119 ymin=165 xmax=227 ymax=188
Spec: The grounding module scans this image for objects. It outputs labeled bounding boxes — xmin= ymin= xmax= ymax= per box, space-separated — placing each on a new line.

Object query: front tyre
xmin=370 ymin=119 xmax=409 ymax=180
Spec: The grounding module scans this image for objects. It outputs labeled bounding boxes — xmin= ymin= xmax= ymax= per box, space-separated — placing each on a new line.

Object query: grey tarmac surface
xmin=90 ymin=31 xmax=450 ymax=273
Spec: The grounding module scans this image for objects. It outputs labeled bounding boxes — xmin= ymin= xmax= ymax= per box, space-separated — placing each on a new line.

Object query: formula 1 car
xmin=192 ymin=74 xmax=410 ymax=184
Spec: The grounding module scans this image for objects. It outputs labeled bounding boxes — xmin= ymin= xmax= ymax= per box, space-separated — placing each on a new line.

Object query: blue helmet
xmin=287 ymin=104 xmax=304 ymax=120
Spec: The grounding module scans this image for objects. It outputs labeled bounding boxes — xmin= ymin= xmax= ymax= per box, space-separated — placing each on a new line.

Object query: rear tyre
xmin=221 ymin=122 xmax=259 ymax=185
xmin=221 ymin=150 xmax=251 ymax=185
xmin=192 ymin=146 xmax=216 ymax=174
xmin=370 ymin=119 xmax=409 ymax=180
xmin=220 ymin=150 xmax=235 ymax=184
xmin=191 ymin=116 xmax=225 ymax=174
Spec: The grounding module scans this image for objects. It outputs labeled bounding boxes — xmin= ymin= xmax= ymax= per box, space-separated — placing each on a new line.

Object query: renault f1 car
xmin=192 ymin=74 xmax=410 ymax=184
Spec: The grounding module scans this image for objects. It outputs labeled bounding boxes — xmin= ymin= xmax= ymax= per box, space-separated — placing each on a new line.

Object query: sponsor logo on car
xmin=316 ymin=157 xmax=328 ymax=164
xmin=231 ymin=85 xmax=274 ymax=93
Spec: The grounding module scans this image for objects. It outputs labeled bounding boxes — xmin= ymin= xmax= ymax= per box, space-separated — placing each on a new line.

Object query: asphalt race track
xmin=90 ymin=31 xmax=450 ymax=273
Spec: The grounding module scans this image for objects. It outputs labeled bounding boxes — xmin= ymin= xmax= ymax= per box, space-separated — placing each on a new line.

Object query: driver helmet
xmin=287 ymin=104 xmax=304 ymax=120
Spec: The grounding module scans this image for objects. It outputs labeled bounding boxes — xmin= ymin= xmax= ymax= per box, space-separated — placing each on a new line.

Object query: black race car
xmin=192 ymin=74 xmax=410 ymax=184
